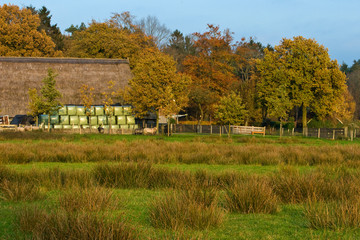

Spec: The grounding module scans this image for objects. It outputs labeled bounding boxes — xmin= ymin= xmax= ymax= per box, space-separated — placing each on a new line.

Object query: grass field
xmin=1 ymin=131 xmax=360 ymax=239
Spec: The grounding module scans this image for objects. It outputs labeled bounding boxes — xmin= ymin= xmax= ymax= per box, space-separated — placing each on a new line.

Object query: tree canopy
xmin=0 ymin=4 xmax=58 ymax=57
xmin=256 ymin=36 xmax=347 ymax=128
xmin=126 ymin=48 xmax=190 ymax=129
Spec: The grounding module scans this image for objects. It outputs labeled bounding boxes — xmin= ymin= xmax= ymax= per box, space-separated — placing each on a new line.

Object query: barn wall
xmin=0 ymin=57 xmax=132 ymax=117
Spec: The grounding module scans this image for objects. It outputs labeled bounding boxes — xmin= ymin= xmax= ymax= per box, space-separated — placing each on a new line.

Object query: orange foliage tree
xmin=0 ymin=4 xmax=58 ymax=56
xmin=183 ymin=25 xmax=238 ymax=123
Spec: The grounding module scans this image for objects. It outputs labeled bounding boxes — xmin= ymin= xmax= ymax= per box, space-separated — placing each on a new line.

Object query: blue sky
xmin=1 ymin=0 xmax=359 ymax=65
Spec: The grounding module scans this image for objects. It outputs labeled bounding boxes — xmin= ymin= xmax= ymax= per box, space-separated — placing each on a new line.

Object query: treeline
xmin=0 ymin=4 xmax=357 ymax=128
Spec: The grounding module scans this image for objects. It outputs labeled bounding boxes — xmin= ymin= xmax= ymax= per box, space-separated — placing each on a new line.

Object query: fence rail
xmin=163 ymin=124 xmax=358 ymax=140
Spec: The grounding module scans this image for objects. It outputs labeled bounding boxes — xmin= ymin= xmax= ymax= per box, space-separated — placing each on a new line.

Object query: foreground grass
xmin=1 ymin=132 xmax=360 ymax=239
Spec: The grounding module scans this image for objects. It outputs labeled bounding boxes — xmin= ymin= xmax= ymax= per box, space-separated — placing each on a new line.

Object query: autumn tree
xmin=28 ymin=69 xmax=62 ymax=131
xmin=126 ymin=48 xmax=190 ymax=132
xmin=214 ymin=92 xmax=248 ymax=137
xmin=0 ymin=4 xmax=58 ymax=56
xmin=234 ymin=38 xmax=268 ymax=124
xmin=79 ymin=84 xmax=95 ymax=132
xmin=183 ymin=25 xmax=238 ymax=123
xmin=256 ymin=36 xmax=347 ymax=130
xmin=66 ymin=13 xmax=153 ymax=67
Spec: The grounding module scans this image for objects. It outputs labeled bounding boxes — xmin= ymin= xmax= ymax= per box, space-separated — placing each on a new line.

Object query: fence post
xmin=332 ymin=130 xmax=335 ymax=140
xmin=292 ymin=128 xmax=294 ymax=136
xmin=210 ymin=125 xmax=212 ymax=135
xmin=350 ymin=129 xmax=354 ymax=141
xmin=318 ymin=128 xmax=320 ymax=138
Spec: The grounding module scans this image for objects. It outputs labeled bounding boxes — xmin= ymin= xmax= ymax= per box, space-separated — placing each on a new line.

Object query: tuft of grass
xmin=0 ymin=180 xmax=45 ymax=202
xmin=59 ymin=186 xmax=117 ymax=212
xmin=305 ymin=198 xmax=360 ymax=230
xmin=224 ymin=177 xmax=279 ymax=214
xmin=149 ymin=188 xmax=225 ymax=230
xmin=16 ymin=206 xmax=138 ymax=240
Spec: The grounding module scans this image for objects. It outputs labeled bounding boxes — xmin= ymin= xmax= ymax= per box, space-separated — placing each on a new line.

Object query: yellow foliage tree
xmin=66 ymin=14 xmax=153 ymax=68
xmin=0 ymin=4 xmax=58 ymax=56
xmin=126 ymin=48 xmax=191 ymax=132
xmin=256 ymin=36 xmax=347 ymax=129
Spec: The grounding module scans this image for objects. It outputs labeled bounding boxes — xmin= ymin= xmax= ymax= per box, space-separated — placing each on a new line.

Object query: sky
xmin=1 ymin=0 xmax=360 ymax=65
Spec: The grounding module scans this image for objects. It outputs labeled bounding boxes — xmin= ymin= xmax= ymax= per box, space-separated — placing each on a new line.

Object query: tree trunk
xmin=89 ymin=115 xmax=92 ymax=133
xmin=109 ymin=115 xmax=112 ymax=134
xmin=167 ymin=117 xmax=170 ymax=137
xmin=156 ymin=110 xmax=160 ymax=134
xmin=280 ymin=120 xmax=283 ymax=138
xmin=302 ymin=104 xmax=307 ymax=128
xmin=47 ymin=114 xmax=50 ymax=132
xmin=228 ymin=123 xmax=231 ymax=138
xmin=302 ymin=104 xmax=307 ymax=135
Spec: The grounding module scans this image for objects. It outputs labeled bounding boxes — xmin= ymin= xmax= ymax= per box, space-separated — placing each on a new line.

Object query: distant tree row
xmin=1 ymin=4 xmax=356 ymax=129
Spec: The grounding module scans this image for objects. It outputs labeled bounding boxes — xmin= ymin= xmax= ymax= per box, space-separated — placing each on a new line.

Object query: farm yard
xmin=1 ymin=132 xmax=360 ymax=239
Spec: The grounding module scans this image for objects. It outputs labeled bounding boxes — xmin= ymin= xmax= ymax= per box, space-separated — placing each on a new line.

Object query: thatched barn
xmin=0 ymin=57 xmax=132 ymax=117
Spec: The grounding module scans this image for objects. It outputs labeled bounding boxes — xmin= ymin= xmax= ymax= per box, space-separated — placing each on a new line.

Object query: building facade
xmin=0 ymin=57 xmax=132 ymax=117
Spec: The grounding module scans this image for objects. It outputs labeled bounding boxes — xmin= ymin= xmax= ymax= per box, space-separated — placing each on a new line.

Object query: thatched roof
xmin=0 ymin=57 xmax=132 ymax=117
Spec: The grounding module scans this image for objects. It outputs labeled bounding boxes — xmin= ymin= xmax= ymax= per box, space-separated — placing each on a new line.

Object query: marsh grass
xmin=224 ymin=177 xmax=279 ymax=214
xmin=149 ymin=188 xmax=225 ymax=230
xmin=305 ymin=198 xmax=360 ymax=230
xmin=0 ymin=180 xmax=45 ymax=202
xmin=59 ymin=186 xmax=117 ymax=212
xmin=16 ymin=206 xmax=138 ymax=240
xmin=272 ymin=167 xmax=360 ymax=204
xmin=2 ymin=138 xmax=360 ymax=167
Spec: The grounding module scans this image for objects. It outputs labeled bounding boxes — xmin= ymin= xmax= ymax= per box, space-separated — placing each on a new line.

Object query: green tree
xmin=164 ymin=30 xmax=195 ymax=71
xmin=65 ymin=22 xmax=86 ymax=35
xmin=28 ymin=69 xmax=62 ymax=131
xmin=27 ymin=6 xmax=64 ymax=51
xmin=126 ymin=48 xmax=190 ymax=132
xmin=0 ymin=4 xmax=58 ymax=56
xmin=256 ymin=36 xmax=347 ymax=129
xmin=214 ymin=92 xmax=248 ymax=137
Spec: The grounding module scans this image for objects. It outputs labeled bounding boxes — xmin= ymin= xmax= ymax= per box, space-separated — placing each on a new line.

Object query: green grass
xmin=1 ymin=132 xmax=360 ymax=239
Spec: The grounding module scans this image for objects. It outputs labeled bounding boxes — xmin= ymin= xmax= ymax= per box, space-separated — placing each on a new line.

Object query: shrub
xmin=224 ymin=177 xmax=278 ymax=214
xmin=149 ymin=188 xmax=225 ymax=230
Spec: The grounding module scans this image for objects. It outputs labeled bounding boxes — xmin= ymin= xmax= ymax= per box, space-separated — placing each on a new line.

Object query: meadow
xmin=1 ymin=132 xmax=360 ymax=239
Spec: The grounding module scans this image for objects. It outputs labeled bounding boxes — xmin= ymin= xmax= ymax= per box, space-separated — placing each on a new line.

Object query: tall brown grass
xmin=271 ymin=167 xmax=360 ymax=203
xmin=149 ymin=188 xmax=225 ymax=230
xmin=305 ymin=198 xmax=360 ymax=230
xmin=17 ymin=206 xmax=138 ymax=240
xmin=224 ymin=177 xmax=279 ymax=214
xmin=0 ymin=180 xmax=45 ymax=201
xmin=59 ymin=186 xmax=117 ymax=212
xmin=2 ymin=139 xmax=360 ymax=167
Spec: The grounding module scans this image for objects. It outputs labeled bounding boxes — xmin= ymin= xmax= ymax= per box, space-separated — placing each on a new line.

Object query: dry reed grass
xmin=2 ymin=139 xmax=360 ymax=167
xmin=59 ymin=186 xmax=117 ymax=212
xmin=149 ymin=188 xmax=225 ymax=230
xmin=305 ymin=198 xmax=360 ymax=230
xmin=0 ymin=179 xmax=45 ymax=201
xmin=224 ymin=177 xmax=279 ymax=214
xmin=16 ymin=206 xmax=138 ymax=240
